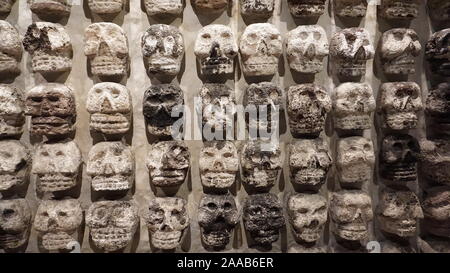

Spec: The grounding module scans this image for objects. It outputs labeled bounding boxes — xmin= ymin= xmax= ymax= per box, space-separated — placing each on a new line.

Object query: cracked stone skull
xmin=423 ymin=187 xmax=450 ymax=238
xmin=426 ymin=29 xmax=450 ymax=77
xmin=87 ymin=142 xmax=134 ymax=192
xmin=84 ymin=23 xmax=129 ymax=78
xmin=243 ymin=193 xmax=285 ymax=245
xmin=88 ymin=0 xmax=126 ymax=14
xmin=25 ymin=83 xmax=76 ymax=138
xmin=0 ymin=21 xmax=22 ymax=75
xmin=145 ymin=197 xmax=189 ymax=250
xmin=144 ymin=0 xmax=183 ymax=16
xmin=29 ymin=0 xmax=71 ymax=18
xmin=0 ymin=0 xmax=15 ymax=13
xmin=200 ymin=83 xmax=235 ymax=134
xmin=381 ymin=28 xmax=421 ymax=75
xmin=146 ymin=141 xmax=190 ymax=188
xmin=289 ymin=137 xmax=332 ymax=192
xmin=287 ymin=84 xmax=331 ymax=137
xmin=288 ymin=0 xmax=326 ymax=17
xmin=198 ymin=194 xmax=239 ymax=249
xmin=426 ymin=83 xmax=450 ymax=133
xmin=287 ymin=193 xmax=327 ymax=244
xmin=32 ymin=141 xmax=82 ymax=193
xmin=0 ymin=199 xmax=31 ymax=250
xmin=23 ymin=22 xmax=72 ymax=74
xmin=428 ymin=0 xmax=450 ymax=21
xmin=86 ymin=82 xmax=131 ymax=136
xmin=239 ymin=23 xmax=282 ymax=77
xmin=380 ymin=0 xmax=419 ymax=20
xmin=330 ymin=190 xmax=373 ymax=242
xmin=0 ymin=85 xmax=25 ymax=138
xmin=0 ymin=140 xmax=30 ymax=192
xmin=419 ymin=139 xmax=450 ymax=185
xmin=240 ymin=0 xmax=274 ymax=18
xmin=87 ymin=201 xmax=139 ymax=252
xmin=33 ymin=199 xmax=82 ymax=251
xmin=191 ymin=0 xmax=228 ymax=13
xmin=330 ymin=28 xmax=374 ymax=78
xmin=286 ymin=25 xmax=329 ymax=74
xmin=334 ymin=0 xmax=367 ymax=17
xmin=379 ymin=82 xmax=423 ymax=130
xmin=337 ymin=137 xmax=375 ymax=189
xmin=377 ymin=188 xmax=423 ymax=238
xmin=194 ymin=25 xmax=238 ymax=76
xmin=142 ymin=25 xmax=184 ymax=76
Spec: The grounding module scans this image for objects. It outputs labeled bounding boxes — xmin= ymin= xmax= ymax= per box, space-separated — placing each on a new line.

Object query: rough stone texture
xmin=31 ymin=141 xmax=82 ymax=193
xmin=86 ymin=200 xmax=139 ymax=252
xmin=333 ymin=82 xmax=375 ymax=131
xmin=423 ymin=187 xmax=450 ymax=238
xmin=0 ymin=21 xmax=22 ymax=75
xmin=144 ymin=197 xmax=189 ymax=250
xmin=426 ymin=29 xmax=450 ymax=77
xmin=240 ymin=0 xmax=274 ymax=18
xmin=381 ymin=241 xmax=416 ymax=253
xmin=287 ymin=0 xmax=325 ymax=18
xmin=243 ymin=193 xmax=285 ymax=246
xmin=418 ymin=237 xmax=450 ymax=253
xmin=334 ymin=0 xmax=367 ymax=18
xmin=380 ymin=0 xmax=419 ymax=20
xmin=146 ymin=141 xmax=190 ymax=188
xmin=0 ymin=199 xmax=31 ymax=251
xmin=239 ymin=23 xmax=282 ymax=77
xmin=33 ymin=199 xmax=82 ymax=251
xmin=288 ymin=245 xmax=328 ymax=253
xmin=23 ymin=22 xmax=72 ymax=74
xmin=0 ymin=0 xmax=15 ymax=14
xmin=191 ymin=0 xmax=228 ymax=13
xmin=86 ymin=82 xmax=131 ymax=136
xmin=29 ymin=0 xmax=71 ymax=18
xmin=198 ymin=194 xmax=239 ymax=250
xmin=428 ymin=0 xmax=450 ymax=21
xmin=194 ymin=25 xmax=238 ymax=76
xmin=86 ymin=141 xmax=134 ymax=192
xmin=0 ymin=85 xmax=25 ymax=139
xmin=420 ymin=139 xmax=450 ymax=186
xmin=200 ymin=83 xmax=235 ymax=135
xmin=0 ymin=140 xmax=30 ymax=192
xmin=88 ymin=0 xmax=126 ymax=14
xmin=287 ymin=84 xmax=331 ymax=138
xmin=426 ymin=83 xmax=450 ymax=134
xmin=144 ymin=0 xmax=183 ymax=16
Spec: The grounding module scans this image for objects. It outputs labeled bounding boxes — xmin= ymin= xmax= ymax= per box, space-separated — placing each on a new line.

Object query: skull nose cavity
xmin=305 ymin=44 xmax=316 ymax=58
xmin=101 ymin=98 xmax=112 ymax=111
xmin=307 ymin=220 xmax=319 ymax=229
xmin=355 ymin=46 xmax=366 ymax=59
xmin=160 ymin=223 xmax=173 ymax=232
xmin=213 ymin=160 xmax=224 ymax=170
xmin=103 ymin=163 xmax=114 ymax=175
xmin=210 ymin=42 xmax=221 ymax=58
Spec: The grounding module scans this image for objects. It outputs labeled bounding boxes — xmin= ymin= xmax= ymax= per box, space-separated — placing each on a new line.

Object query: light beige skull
xmin=0 ymin=199 xmax=31 ymax=250
xmin=0 ymin=21 xmax=22 ymax=75
xmin=0 ymin=85 xmax=25 ymax=138
xmin=419 ymin=139 xmax=450 ymax=186
xmin=144 ymin=0 xmax=183 ymax=16
xmin=88 ymin=0 xmax=126 ymax=14
xmin=0 ymin=140 xmax=30 ymax=192
xmin=200 ymin=83 xmax=236 ymax=134
xmin=428 ymin=0 xmax=450 ymax=21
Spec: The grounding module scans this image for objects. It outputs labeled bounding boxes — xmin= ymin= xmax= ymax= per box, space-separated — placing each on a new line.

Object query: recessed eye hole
xmin=298 ymin=208 xmax=308 ymax=214
xmin=392 ymin=142 xmax=403 ymax=152
xmin=223 ymin=202 xmax=232 ymax=210
xmin=300 ymin=31 xmax=308 ymax=40
xmin=202 ymin=33 xmax=211 ymax=39
xmin=363 ymin=143 xmax=372 ymax=151
xmin=221 ymin=32 xmax=231 ymax=39
xmin=313 ymin=31 xmax=321 ymax=40
xmin=0 ymin=152 xmax=12 ymax=158
xmin=31 ymin=97 xmax=43 ymax=103
xmin=393 ymin=32 xmax=404 ymax=41
xmin=41 ymin=151 xmax=49 ymax=157
xmin=171 ymin=209 xmax=180 ymax=216
xmin=270 ymin=207 xmax=280 ymax=214
xmin=111 ymin=89 xmax=120 ymax=98
xmin=95 ymin=89 xmax=102 ymax=94
xmin=345 ymin=33 xmax=356 ymax=43
xmin=249 ymin=207 xmax=262 ymax=216
xmin=207 ymin=202 xmax=217 ymax=210
xmin=223 ymin=152 xmax=234 ymax=158
xmin=58 ymin=211 xmax=68 ymax=217
xmin=56 ymin=151 xmax=64 ymax=156
xmin=3 ymin=209 xmax=15 ymax=218
xmin=203 ymin=151 xmax=215 ymax=157
xmin=41 ymin=211 xmax=49 ymax=217
xmin=407 ymin=141 xmax=417 ymax=150
xmin=249 ymin=33 xmax=258 ymax=40
xmin=48 ymin=96 xmax=59 ymax=102
xmin=270 ymin=34 xmax=279 ymax=40
xmin=95 ymin=208 xmax=107 ymax=219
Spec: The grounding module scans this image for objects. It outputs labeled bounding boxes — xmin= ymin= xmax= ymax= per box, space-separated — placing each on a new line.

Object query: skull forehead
xmin=335 ymin=83 xmax=372 ymax=98
xmin=291 ymin=138 xmax=328 ymax=153
xmin=144 ymin=24 xmax=182 ymax=38
xmin=89 ymin=141 xmax=132 ymax=158
xmin=0 ymin=140 xmax=29 ymax=158
xmin=242 ymin=23 xmax=280 ymax=37
xmin=426 ymin=29 xmax=450 ymax=50
xmin=0 ymin=199 xmax=31 ymax=220
xmin=382 ymin=134 xmax=418 ymax=146
xmin=37 ymin=199 xmax=82 ymax=218
xmin=198 ymin=24 xmax=233 ymax=37
xmin=144 ymin=84 xmax=183 ymax=99
xmin=244 ymin=193 xmax=281 ymax=210
xmin=288 ymin=24 xmax=327 ymax=38
xmin=86 ymin=22 xmax=126 ymax=38
xmin=338 ymin=136 xmax=373 ymax=151
xmin=423 ymin=188 xmax=450 ymax=207
xmin=381 ymin=82 xmax=420 ymax=98
xmin=87 ymin=201 xmax=138 ymax=219
xmin=200 ymin=194 xmax=236 ymax=207
xmin=289 ymin=83 xmax=328 ymax=98
xmin=420 ymin=139 xmax=450 ymax=156
xmin=331 ymin=191 xmax=372 ymax=207
xmin=288 ymin=193 xmax=327 ymax=210
xmin=87 ymin=82 xmax=130 ymax=110
xmin=149 ymin=197 xmax=187 ymax=211
xmin=0 ymin=20 xmax=21 ymax=45
xmin=34 ymin=141 xmax=82 ymax=167
xmin=201 ymin=141 xmax=237 ymax=154
xmin=23 ymin=22 xmax=71 ymax=51
xmin=242 ymin=140 xmax=280 ymax=157
xmin=246 ymin=82 xmax=282 ymax=102
xmin=378 ymin=189 xmax=420 ymax=211
xmin=27 ymin=83 xmax=74 ymax=98
xmin=333 ymin=27 xmax=371 ymax=42
xmin=200 ymin=83 xmax=234 ymax=99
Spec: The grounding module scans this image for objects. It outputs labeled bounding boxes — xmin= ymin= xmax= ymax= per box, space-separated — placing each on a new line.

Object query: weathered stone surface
xmin=88 ymin=0 xmax=126 ymax=14
xmin=0 ymin=85 xmax=25 ymax=138
xmin=334 ymin=0 xmax=367 ymax=17
xmin=0 ymin=21 xmax=22 ymax=75
xmin=426 ymin=83 xmax=450 ymax=133
xmin=288 ymin=245 xmax=328 ymax=253
xmin=423 ymin=187 xmax=450 ymax=238
xmin=288 ymin=0 xmax=326 ymax=18
xmin=0 ymin=140 xmax=30 ymax=192
xmin=144 ymin=0 xmax=183 ymax=16
xmin=420 ymin=139 xmax=450 ymax=185
xmin=380 ymin=0 xmax=419 ymax=20
xmin=191 ymin=0 xmax=228 ymax=13
xmin=0 ymin=199 xmax=31 ymax=250
xmin=426 ymin=29 xmax=450 ymax=77
xmin=200 ymin=83 xmax=235 ymax=135
xmin=29 ymin=0 xmax=71 ymax=18
xmin=418 ymin=237 xmax=450 ymax=253
xmin=428 ymin=0 xmax=450 ymax=21
xmin=0 ymin=0 xmax=15 ymax=14
xmin=240 ymin=0 xmax=274 ymax=18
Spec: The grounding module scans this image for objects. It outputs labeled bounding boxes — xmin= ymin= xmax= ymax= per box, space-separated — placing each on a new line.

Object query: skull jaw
xmin=88 ymin=0 xmax=124 ymax=14
xmin=424 ymin=218 xmax=450 ymax=238
xmin=192 ymin=0 xmax=228 ymax=13
xmin=385 ymin=113 xmax=419 ymax=130
xmin=0 ymin=0 xmax=13 ymax=13
xmin=91 ymin=175 xmax=132 ymax=192
xmin=91 ymin=227 xmax=134 ymax=252
xmin=147 ymin=59 xmax=181 ymax=76
xmin=240 ymin=3 xmax=274 ymax=18
xmin=150 ymin=169 xmax=187 ymax=188
xmin=0 ymin=229 xmax=29 ymax=250
xmin=383 ymin=58 xmax=416 ymax=75
xmin=335 ymin=114 xmax=372 ymax=131
xmin=249 ymin=229 xmax=280 ymax=245
xmin=242 ymin=169 xmax=279 ymax=190
xmin=289 ymin=119 xmax=325 ymax=138
xmin=90 ymin=55 xmax=128 ymax=78
xmin=146 ymin=124 xmax=174 ymax=138
xmin=37 ymin=174 xmax=77 ymax=193
xmin=289 ymin=60 xmax=324 ymax=74
xmin=0 ymin=118 xmax=25 ymax=138
xmin=288 ymin=2 xmax=325 ymax=18
xmin=336 ymin=60 xmax=367 ymax=77
xmin=41 ymin=232 xmax=75 ymax=251
xmin=0 ymin=54 xmax=20 ymax=74
xmin=201 ymin=172 xmax=236 ymax=190
xmin=430 ymin=60 xmax=450 ymax=77
xmin=379 ymin=217 xmax=418 ymax=238
xmin=31 ymin=51 xmax=72 ymax=74
xmin=145 ymin=1 xmax=184 ymax=16
xmin=338 ymin=163 xmax=372 ymax=188
xmin=150 ymin=230 xmax=184 ymax=250
xmin=336 ymin=4 xmax=367 ymax=17
xmin=334 ymin=223 xmax=369 ymax=241
xmin=0 ymin=174 xmax=25 ymax=192
xmin=242 ymin=57 xmax=278 ymax=77
xmin=200 ymin=57 xmax=234 ymax=76
xmin=90 ymin=113 xmax=130 ymax=135
xmin=292 ymin=169 xmax=327 ymax=191
xmin=30 ymin=117 xmax=74 ymax=138
xmin=30 ymin=1 xmax=71 ymax=17
xmin=200 ymin=229 xmax=232 ymax=249
xmin=381 ymin=2 xmax=419 ymax=19
xmin=381 ymin=163 xmax=417 ymax=182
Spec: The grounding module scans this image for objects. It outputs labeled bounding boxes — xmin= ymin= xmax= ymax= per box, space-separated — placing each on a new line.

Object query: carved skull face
xmin=191 ymin=0 xmax=228 ymax=13
xmin=287 ymin=193 xmax=327 ymax=244
xmin=381 ymin=29 xmax=421 ymax=75
xmin=286 ymin=25 xmax=329 ymax=74
xmin=0 ymin=199 xmax=31 ymax=250
xmin=419 ymin=139 xmax=450 ymax=185
xmin=86 ymin=82 xmax=131 ymax=136
xmin=0 ymin=21 xmax=22 ymax=74
xmin=84 ymin=23 xmax=129 ymax=78
xmin=0 ymin=0 xmax=15 ymax=13
xmin=428 ymin=0 xmax=450 ymax=21
xmin=145 ymin=197 xmax=189 ymax=250
xmin=88 ymin=0 xmax=125 ymax=14
xmin=379 ymin=82 xmax=423 ymax=130
xmin=380 ymin=0 xmax=419 ymax=20
xmin=426 ymin=29 xmax=450 ymax=77
xmin=87 ymin=142 xmax=134 ymax=192
xmin=0 ymin=85 xmax=25 ymax=138
xmin=144 ymin=0 xmax=183 ymax=16
xmin=287 ymin=84 xmax=332 ymax=137
xmin=32 ymin=141 xmax=82 ymax=193
xmin=239 ymin=23 xmax=282 ymax=77
xmin=146 ymin=141 xmax=190 ymax=188
xmin=198 ymin=194 xmax=239 ymax=249
xmin=23 ymin=22 xmax=72 ymax=74
xmin=0 ymin=140 xmax=30 ymax=192
xmin=335 ymin=0 xmax=367 ymax=17
xmin=199 ymin=141 xmax=239 ymax=190
xmin=29 ymin=0 xmax=71 ymax=18
xmin=86 ymin=201 xmax=138 ymax=252
xmin=330 ymin=190 xmax=373 ymax=241
xmin=240 ymin=0 xmax=274 ymax=18
xmin=330 ymin=28 xmax=374 ymax=77
xmin=25 ymin=83 xmax=76 ymax=138
xmin=334 ymin=83 xmax=375 ymax=131
xmin=426 ymin=83 xmax=450 ymax=132
xmin=194 ymin=25 xmax=238 ymax=76
xmin=377 ymin=188 xmax=423 ymax=238
xmin=33 ymin=199 xmax=83 ymax=251
xmin=380 ymin=134 xmax=419 ymax=183
xmin=337 ymin=137 xmax=375 ymax=189
xmin=243 ymin=193 xmax=285 ymax=245
xmin=143 ymin=84 xmax=184 ymax=138
xmin=287 ymin=0 xmax=326 ymax=17
xmin=200 ymin=83 xmax=235 ymax=133
xmin=289 ymin=137 xmax=332 ymax=192
xmin=423 ymin=187 xmax=450 ymax=238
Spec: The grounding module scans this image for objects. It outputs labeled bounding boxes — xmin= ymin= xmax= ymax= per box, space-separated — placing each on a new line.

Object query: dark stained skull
xmin=0 ymin=140 xmax=30 ymax=192
xmin=380 ymin=0 xmax=419 ymax=20
xmin=426 ymin=29 xmax=450 ymax=77
xmin=422 ymin=187 xmax=450 ymax=238
xmin=334 ymin=0 xmax=367 ymax=18
xmin=426 ymin=83 xmax=450 ymax=134
xmin=0 ymin=0 xmax=15 ymax=14
xmin=420 ymin=139 xmax=450 ymax=186
xmin=287 ymin=0 xmax=326 ymax=18
xmin=0 ymin=85 xmax=25 ymax=139
xmin=428 ymin=0 xmax=450 ymax=21
xmin=0 ymin=199 xmax=31 ymax=250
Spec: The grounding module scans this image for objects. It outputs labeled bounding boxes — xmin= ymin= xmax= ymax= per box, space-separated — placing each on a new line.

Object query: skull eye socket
xmin=392 ymin=142 xmax=403 ymax=152
xmin=3 ymin=209 xmax=15 ymax=218
xmin=58 ymin=211 xmax=68 ymax=217
xmin=207 ymin=202 xmax=217 ymax=210
xmin=407 ymin=141 xmax=417 ymax=150
xmin=393 ymin=32 xmax=404 ymax=41
xmin=202 ymin=33 xmax=211 ymax=39
xmin=269 ymin=206 xmax=280 ymax=214
xmin=223 ymin=202 xmax=232 ymax=211
xmin=48 ymin=96 xmax=59 ymax=102
xmin=171 ymin=209 xmax=181 ymax=217
xmin=300 ymin=32 xmax=308 ymax=39
xmin=41 ymin=151 xmax=49 ymax=157
xmin=270 ymin=34 xmax=279 ymax=40
xmin=221 ymin=32 xmax=231 ymax=39
xmin=223 ymin=152 xmax=234 ymax=158
xmin=313 ymin=32 xmax=321 ymax=40
xmin=249 ymin=207 xmax=262 ymax=216
xmin=94 ymin=208 xmax=107 ymax=220
xmin=0 ymin=152 xmax=12 ymax=158
xmin=298 ymin=208 xmax=308 ymax=214
xmin=363 ymin=144 xmax=372 ymax=151
xmin=56 ymin=151 xmax=64 ymax=156
xmin=41 ymin=211 xmax=49 ymax=217
xmin=95 ymin=89 xmax=102 ymax=94
xmin=111 ymin=89 xmax=120 ymax=98
xmin=31 ymin=97 xmax=43 ymax=103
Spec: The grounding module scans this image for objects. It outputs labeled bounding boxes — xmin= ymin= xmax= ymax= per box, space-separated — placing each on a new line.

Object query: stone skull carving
xmin=426 ymin=83 xmax=450 ymax=133
xmin=0 ymin=140 xmax=30 ymax=192
xmin=426 ymin=29 xmax=450 ymax=77
xmin=144 ymin=0 xmax=183 ymax=16
xmin=239 ymin=23 xmax=282 ymax=77
xmin=380 ymin=0 xmax=419 ymax=20
xmin=334 ymin=0 xmax=367 ymax=17
xmin=0 ymin=85 xmax=25 ymax=138
xmin=287 ymin=193 xmax=327 ymax=244
xmin=198 ymin=194 xmax=239 ymax=250
xmin=23 ymin=22 xmax=72 ymax=74
xmin=33 ymin=199 xmax=83 ymax=251
xmin=0 ymin=0 xmax=15 ymax=14
xmin=0 ymin=199 xmax=31 ymax=250
xmin=377 ymin=188 xmax=423 ymax=238
xmin=86 ymin=142 xmax=134 ymax=192
xmin=0 ymin=21 xmax=22 ymax=75
xmin=29 ymin=0 xmax=71 ymax=18
xmin=200 ymin=83 xmax=235 ymax=135
xmin=194 ymin=25 xmax=238 ymax=76
xmin=379 ymin=82 xmax=423 ymax=130
xmin=146 ymin=141 xmax=190 ymax=188
xmin=86 ymin=82 xmax=131 ymax=136
xmin=243 ymin=193 xmax=285 ymax=245
xmin=25 ymin=83 xmax=76 ymax=138
xmin=333 ymin=83 xmax=375 ymax=131
xmin=199 ymin=141 xmax=239 ymax=191
xmin=88 ymin=0 xmax=126 ymax=14
xmin=330 ymin=28 xmax=374 ymax=78
xmin=287 ymin=84 xmax=331 ymax=138
xmin=32 ymin=141 xmax=82 ymax=193
xmin=240 ymin=0 xmax=274 ymax=18
xmin=287 ymin=0 xmax=326 ymax=17
xmin=337 ymin=137 xmax=375 ymax=189
xmin=381 ymin=28 xmax=421 ymax=75
xmin=145 ymin=197 xmax=189 ymax=250
xmin=86 ymin=201 xmax=139 ymax=252
xmin=84 ymin=23 xmax=129 ymax=78
xmin=428 ymin=0 xmax=450 ymax=22
xmin=191 ymin=0 xmax=228 ymax=13
xmin=286 ymin=25 xmax=329 ymax=74
xmin=289 ymin=137 xmax=332 ymax=192
xmin=330 ymin=190 xmax=373 ymax=242
xmin=419 ymin=139 xmax=450 ymax=185
xmin=423 ymin=187 xmax=450 ymax=238
xmin=142 ymin=25 xmax=184 ymax=76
